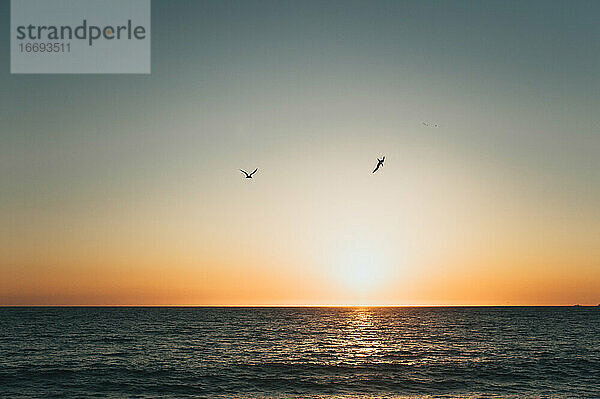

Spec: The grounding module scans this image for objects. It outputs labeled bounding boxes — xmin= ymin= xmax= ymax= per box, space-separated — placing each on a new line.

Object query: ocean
xmin=0 ymin=307 xmax=598 ymax=398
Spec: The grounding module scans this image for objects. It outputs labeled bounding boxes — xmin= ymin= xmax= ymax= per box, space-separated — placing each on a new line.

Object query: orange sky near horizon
xmin=2 ymin=151 xmax=598 ymax=306
xmin=2 ymin=124 xmax=598 ymax=306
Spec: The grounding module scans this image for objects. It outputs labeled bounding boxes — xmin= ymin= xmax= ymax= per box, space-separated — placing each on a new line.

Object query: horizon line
xmin=1 ymin=304 xmax=598 ymax=308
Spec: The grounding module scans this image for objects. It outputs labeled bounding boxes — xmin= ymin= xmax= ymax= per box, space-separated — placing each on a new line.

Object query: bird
xmin=372 ymin=157 xmax=385 ymax=173
xmin=239 ymin=168 xmax=258 ymax=178
xmin=422 ymin=122 xmax=439 ymax=127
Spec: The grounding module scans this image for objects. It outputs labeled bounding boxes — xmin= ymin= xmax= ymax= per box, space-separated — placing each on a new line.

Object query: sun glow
xmin=336 ymin=245 xmax=389 ymax=295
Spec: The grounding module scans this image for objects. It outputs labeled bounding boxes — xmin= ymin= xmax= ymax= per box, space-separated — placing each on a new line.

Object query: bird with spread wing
xmin=239 ymin=168 xmax=258 ymax=179
xmin=372 ymin=157 xmax=385 ymax=173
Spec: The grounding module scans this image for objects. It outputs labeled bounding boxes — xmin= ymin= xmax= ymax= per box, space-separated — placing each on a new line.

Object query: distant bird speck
xmin=240 ymin=168 xmax=258 ymax=179
xmin=372 ymin=157 xmax=385 ymax=173
xmin=422 ymin=122 xmax=439 ymax=128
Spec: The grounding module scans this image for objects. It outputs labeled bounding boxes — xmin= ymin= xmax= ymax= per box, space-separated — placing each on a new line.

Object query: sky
xmin=1 ymin=0 xmax=599 ymax=305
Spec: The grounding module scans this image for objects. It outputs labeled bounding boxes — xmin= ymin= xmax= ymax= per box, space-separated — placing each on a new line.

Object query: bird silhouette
xmin=372 ymin=157 xmax=385 ymax=173
xmin=422 ymin=122 xmax=439 ymax=127
xmin=239 ymin=168 xmax=258 ymax=178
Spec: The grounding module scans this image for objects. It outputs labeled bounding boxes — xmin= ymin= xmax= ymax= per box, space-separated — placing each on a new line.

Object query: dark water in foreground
xmin=0 ymin=307 xmax=599 ymax=398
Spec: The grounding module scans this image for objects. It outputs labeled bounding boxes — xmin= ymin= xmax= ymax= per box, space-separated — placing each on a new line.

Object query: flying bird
xmin=422 ymin=122 xmax=439 ymax=127
xmin=372 ymin=157 xmax=385 ymax=173
xmin=239 ymin=168 xmax=258 ymax=178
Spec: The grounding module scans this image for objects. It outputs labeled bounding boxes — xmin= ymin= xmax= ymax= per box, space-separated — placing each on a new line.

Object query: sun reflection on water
xmin=344 ymin=307 xmax=382 ymax=360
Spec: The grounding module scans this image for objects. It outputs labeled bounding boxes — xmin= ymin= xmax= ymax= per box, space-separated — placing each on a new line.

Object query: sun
xmin=337 ymin=246 xmax=388 ymax=294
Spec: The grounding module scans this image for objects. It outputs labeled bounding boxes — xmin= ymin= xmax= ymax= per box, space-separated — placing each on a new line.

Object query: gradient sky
xmin=1 ymin=0 xmax=599 ymax=305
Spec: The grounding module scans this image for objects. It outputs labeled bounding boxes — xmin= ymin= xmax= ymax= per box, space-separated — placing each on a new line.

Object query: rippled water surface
xmin=0 ymin=307 xmax=599 ymax=398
